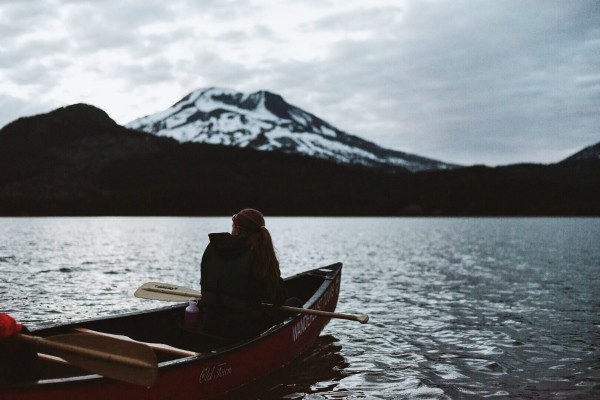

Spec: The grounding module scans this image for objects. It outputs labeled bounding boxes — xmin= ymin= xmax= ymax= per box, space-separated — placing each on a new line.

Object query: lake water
xmin=1 ymin=217 xmax=599 ymax=399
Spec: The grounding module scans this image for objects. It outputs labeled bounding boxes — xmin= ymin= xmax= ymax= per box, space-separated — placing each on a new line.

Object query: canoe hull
xmin=2 ymin=263 xmax=342 ymax=399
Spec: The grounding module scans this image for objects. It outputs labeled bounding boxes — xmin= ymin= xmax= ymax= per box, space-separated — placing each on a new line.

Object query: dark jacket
xmin=200 ymin=233 xmax=285 ymax=340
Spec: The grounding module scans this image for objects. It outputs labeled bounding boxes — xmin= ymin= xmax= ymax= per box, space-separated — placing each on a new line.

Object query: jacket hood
xmin=208 ymin=232 xmax=251 ymax=259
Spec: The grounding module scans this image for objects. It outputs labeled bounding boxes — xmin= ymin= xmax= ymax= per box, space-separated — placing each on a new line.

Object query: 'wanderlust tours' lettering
xmin=291 ymin=275 xmax=340 ymax=342
xmin=292 ymin=313 xmax=317 ymax=341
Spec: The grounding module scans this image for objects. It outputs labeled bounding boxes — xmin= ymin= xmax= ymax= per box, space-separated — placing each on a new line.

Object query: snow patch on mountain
xmin=126 ymin=87 xmax=455 ymax=172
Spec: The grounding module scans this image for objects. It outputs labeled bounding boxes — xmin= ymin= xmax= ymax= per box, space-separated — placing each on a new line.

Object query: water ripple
xmin=1 ymin=217 xmax=599 ymax=399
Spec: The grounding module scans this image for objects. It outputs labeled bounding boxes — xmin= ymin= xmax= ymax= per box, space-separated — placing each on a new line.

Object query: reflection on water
xmin=222 ymin=335 xmax=350 ymax=399
xmin=1 ymin=217 xmax=600 ymax=399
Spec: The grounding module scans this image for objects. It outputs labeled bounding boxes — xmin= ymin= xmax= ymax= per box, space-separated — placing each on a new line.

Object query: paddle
xmin=17 ymin=333 xmax=158 ymax=387
xmin=73 ymin=327 xmax=199 ymax=358
xmin=135 ymin=282 xmax=369 ymax=324
xmin=1 ymin=314 xmax=157 ymax=387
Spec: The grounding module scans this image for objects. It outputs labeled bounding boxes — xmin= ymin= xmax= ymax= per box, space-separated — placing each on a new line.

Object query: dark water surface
xmin=1 ymin=217 xmax=599 ymax=399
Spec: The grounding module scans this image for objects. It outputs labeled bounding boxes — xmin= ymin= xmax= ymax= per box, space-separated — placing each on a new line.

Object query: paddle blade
xmin=135 ymin=282 xmax=202 ymax=302
xmin=23 ymin=333 xmax=158 ymax=387
xmin=356 ymin=314 xmax=369 ymax=324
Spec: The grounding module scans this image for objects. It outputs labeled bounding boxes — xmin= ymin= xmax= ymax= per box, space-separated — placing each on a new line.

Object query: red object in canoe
xmin=0 ymin=314 xmax=22 ymax=339
xmin=0 ymin=263 xmax=342 ymax=399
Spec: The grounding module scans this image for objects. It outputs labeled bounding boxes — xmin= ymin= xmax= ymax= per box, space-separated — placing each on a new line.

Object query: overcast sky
xmin=1 ymin=0 xmax=598 ymax=166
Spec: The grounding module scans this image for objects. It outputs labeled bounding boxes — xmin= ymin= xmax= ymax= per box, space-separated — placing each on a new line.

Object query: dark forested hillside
xmin=1 ymin=104 xmax=598 ymax=216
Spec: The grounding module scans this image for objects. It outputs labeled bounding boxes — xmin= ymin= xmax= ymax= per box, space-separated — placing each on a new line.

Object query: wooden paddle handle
xmin=266 ymin=304 xmax=369 ymax=324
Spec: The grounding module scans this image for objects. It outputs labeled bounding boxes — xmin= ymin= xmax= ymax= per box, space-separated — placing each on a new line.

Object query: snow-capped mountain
xmin=126 ymin=88 xmax=455 ymax=172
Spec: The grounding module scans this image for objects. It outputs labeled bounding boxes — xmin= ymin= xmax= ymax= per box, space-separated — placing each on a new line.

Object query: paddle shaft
xmin=271 ymin=305 xmax=369 ymax=324
xmin=16 ymin=334 xmax=155 ymax=370
xmin=142 ymin=285 xmax=369 ymax=324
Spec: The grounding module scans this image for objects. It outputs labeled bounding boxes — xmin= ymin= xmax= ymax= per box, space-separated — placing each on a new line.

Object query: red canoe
xmin=1 ymin=263 xmax=342 ymax=399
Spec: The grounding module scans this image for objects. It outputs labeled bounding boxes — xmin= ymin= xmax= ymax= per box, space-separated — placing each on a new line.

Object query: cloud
xmin=61 ymin=1 xmax=175 ymax=53
xmin=279 ymin=0 xmax=600 ymax=165
xmin=307 ymin=5 xmax=403 ymax=34
xmin=0 ymin=0 xmax=58 ymax=35
xmin=0 ymin=0 xmax=598 ymax=165
xmin=0 ymin=93 xmax=58 ymax=129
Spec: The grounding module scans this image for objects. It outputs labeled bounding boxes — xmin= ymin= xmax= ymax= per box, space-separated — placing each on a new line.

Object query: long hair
xmin=233 ymin=208 xmax=280 ymax=299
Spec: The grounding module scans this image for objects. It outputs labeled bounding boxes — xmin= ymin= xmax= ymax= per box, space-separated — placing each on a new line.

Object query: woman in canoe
xmin=199 ymin=208 xmax=288 ymax=341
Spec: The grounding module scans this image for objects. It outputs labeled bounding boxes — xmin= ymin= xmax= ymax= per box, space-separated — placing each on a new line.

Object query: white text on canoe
xmin=199 ymin=363 xmax=233 ymax=384
xmin=291 ymin=276 xmax=339 ymax=342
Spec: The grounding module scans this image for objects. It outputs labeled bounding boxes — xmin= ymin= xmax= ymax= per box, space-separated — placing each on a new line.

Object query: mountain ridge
xmin=0 ymin=102 xmax=598 ymax=216
xmin=559 ymin=142 xmax=600 ymax=164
